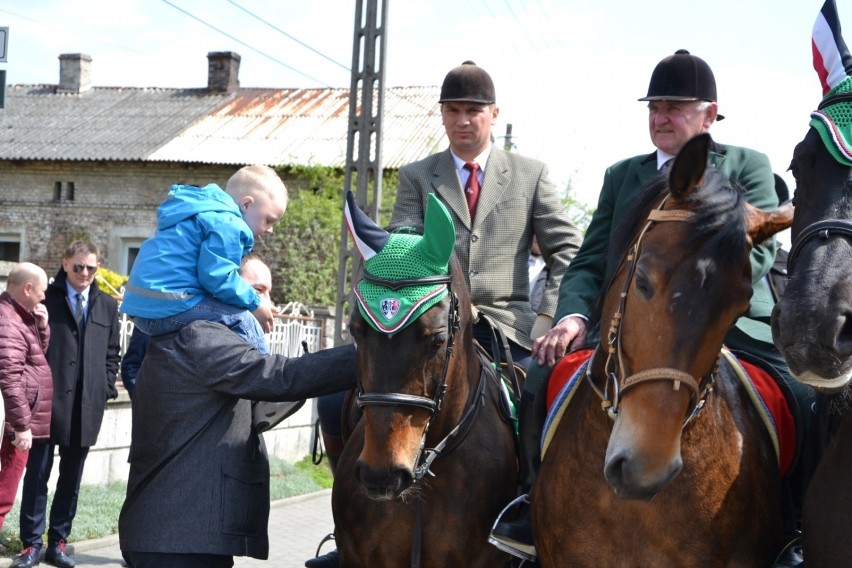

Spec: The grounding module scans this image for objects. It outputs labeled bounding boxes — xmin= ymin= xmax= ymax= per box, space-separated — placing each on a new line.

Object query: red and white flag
xmin=813 ymin=0 xmax=852 ymax=95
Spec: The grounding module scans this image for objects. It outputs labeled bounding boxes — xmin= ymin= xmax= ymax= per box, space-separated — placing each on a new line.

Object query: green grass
xmin=0 ymin=455 xmax=333 ymax=556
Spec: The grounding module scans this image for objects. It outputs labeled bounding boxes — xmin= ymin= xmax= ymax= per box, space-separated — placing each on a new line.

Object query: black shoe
xmin=44 ymin=540 xmax=74 ymax=568
xmin=305 ymin=548 xmax=340 ymax=568
xmin=489 ymin=495 xmax=536 ymax=561
xmin=10 ymin=546 xmax=41 ymax=568
xmin=773 ymin=545 xmax=804 ymax=568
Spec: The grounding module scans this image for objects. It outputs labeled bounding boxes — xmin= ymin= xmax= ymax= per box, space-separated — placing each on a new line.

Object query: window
xmin=0 ymin=232 xmax=21 ymax=262
xmin=53 ymin=181 xmax=76 ymax=202
xmin=126 ymin=245 xmax=141 ymax=274
xmin=120 ymin=238 xmax=145 ymax=275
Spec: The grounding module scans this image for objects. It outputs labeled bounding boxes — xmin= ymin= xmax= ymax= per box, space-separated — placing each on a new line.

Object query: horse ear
xmin=744 ymin=200 xmax=794 ymax=247
xmin=418 ymin=193 xmax=456 ymax=267
xmin=669 ymin=133 xmax=711 ymax=197
xmin=344 ymin=190 xmax=389 ymax=261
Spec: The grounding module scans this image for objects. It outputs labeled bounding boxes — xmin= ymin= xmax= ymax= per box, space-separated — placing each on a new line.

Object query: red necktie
xmin=464 ymin=161 xmax=480 ymax=221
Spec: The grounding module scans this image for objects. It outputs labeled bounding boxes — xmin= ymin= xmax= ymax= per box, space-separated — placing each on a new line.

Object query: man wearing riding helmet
xmin=492 ymin=50 xmax=810 ymax=568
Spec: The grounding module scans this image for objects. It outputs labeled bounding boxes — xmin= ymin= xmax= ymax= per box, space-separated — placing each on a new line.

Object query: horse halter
xmin=787 ymin=219 xmax=852 ymax=276
xmin=590 ymin=194 xmax=715 ymax=427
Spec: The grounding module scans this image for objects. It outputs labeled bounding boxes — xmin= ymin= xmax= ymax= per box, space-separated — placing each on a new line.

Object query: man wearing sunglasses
xmin=10 ymin=241 xmax=120 ymax=568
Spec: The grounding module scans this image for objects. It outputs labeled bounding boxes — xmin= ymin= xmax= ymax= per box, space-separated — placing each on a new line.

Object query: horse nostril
xmin=604 ymin=454 xmax=627 ymax=491
xmin=836 ymin=313 xmax=852 ymax=355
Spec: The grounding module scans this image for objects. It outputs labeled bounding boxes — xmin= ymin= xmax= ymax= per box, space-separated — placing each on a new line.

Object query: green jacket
xmin=554 ymin=139 xmax=778 ymax=346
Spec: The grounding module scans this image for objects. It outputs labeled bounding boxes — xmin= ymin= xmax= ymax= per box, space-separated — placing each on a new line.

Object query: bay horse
xmin=331 ymin=191 xmax=517 ymax=567
xmin=532 ymin=133 xmax=794 ymax=566
xmin=771 ymin=110 xmax=852 ymax=568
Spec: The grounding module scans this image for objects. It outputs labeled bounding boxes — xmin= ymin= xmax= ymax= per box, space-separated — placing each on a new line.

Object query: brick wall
xmin=0 ymin=159 xmax=241 ymax=274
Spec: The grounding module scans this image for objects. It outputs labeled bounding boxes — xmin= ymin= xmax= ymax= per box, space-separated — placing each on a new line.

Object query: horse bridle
xmin=787 ymin=219 xmax=852 ymax=275
xmin=588 ymin=195 xmax=716 ymax=427
xmin=355 ymin=269 xmax=481 ymax=481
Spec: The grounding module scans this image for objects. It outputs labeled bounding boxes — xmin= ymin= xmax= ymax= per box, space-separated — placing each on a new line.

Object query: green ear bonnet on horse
xmin=344 ymin=191 xmax=455 ymax=334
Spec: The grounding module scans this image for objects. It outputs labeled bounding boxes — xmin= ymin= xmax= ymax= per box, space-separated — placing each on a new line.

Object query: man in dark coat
xmin=118 ymin=320 xmax=357 ymax=568
xmin=11 ymin=242 xmax=121 ymax=568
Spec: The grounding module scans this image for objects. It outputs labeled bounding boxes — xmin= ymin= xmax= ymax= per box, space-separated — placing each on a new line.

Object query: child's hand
xmin=252 ymin=303 xmax=275 ymax=334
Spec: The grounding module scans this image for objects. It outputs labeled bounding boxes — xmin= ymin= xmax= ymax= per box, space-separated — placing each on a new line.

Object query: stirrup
xmin=488 ymin=494 xmax=536 ymax=562
xmin=314 ymin=532 xmax=335 ymax=557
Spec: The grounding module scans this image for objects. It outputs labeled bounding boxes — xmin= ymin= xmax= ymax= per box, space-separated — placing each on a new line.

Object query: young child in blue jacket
xmin=121 ymin=165 xmax=287 ymax=353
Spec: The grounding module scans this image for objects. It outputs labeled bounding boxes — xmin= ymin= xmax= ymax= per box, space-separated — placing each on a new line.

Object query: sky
xmin=0 ymin=0 xmax=843 ymax=230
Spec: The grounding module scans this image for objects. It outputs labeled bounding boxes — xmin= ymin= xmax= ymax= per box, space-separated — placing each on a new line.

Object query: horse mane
xmin=587 ymin=168 xmax=750 ymax=329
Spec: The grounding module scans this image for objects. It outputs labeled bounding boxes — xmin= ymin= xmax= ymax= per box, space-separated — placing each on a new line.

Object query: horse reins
xmin=590 ymin=194 xmax=715 ymax=427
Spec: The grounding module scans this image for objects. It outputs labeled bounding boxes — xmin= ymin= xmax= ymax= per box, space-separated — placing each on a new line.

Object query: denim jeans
xmin=132 ymin=297 xmax=269 ymax=354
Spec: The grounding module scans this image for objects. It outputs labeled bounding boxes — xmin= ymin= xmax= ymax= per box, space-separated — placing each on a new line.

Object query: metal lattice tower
xmin=334 ymin=0 xmax=388 ymax=346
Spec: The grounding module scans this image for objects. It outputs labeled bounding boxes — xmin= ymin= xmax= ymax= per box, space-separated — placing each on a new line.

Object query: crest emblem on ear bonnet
xmin=810 ymin=0 xmax=852 ymax=166
xmin=344 ymin=191 xmax=455 ymax=333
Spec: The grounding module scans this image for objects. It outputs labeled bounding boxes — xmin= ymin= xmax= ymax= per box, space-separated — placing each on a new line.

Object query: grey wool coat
xmin=391 ymin=147 xmax=583 ymax=350
xmin=118 ymin=321 xmax=357 ymax=559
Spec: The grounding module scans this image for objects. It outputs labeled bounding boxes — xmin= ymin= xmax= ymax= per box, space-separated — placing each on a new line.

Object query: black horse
xmin=770 ymin=4 xmax=852 ymax=565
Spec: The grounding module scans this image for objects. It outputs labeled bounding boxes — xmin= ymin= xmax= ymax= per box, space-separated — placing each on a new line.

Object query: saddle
xmin=541 ymin=348 xmax=799 ymax=477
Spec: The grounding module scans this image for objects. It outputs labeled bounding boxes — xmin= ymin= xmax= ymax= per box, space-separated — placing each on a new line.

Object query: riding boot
xmin=322 ymin=432 xmax=344 ymax=476
xmin=305 ymin=548 xmax=340 ymax=568
xmin=489 ymin=389 xmax=545 ymax=561
xmin=305 ymin=434 xmax=345 ymax=567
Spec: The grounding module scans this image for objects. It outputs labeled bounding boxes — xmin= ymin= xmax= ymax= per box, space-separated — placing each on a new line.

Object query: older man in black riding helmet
xmin=491 ymin=50 xmax=811 ymax=568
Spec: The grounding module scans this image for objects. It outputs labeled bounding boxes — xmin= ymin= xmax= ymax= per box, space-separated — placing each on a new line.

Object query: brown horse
xmin=532 ymin=133 xmax=794 ymax=567
xmin=771 ymin=119 xmax=852 ymax=568
xmin=331 ymin=192 xmax=516 ymax=567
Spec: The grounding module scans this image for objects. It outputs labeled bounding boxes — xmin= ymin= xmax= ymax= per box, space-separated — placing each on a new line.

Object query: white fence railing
xmin=118 ymin=302 xmax=324 ymax=359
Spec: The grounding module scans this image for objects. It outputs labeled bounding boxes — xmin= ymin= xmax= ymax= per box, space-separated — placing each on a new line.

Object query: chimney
xmin=58 ymin=53 xmax=92 ymax=94
xmin=207 ymin=51 xmax=241 ymax=93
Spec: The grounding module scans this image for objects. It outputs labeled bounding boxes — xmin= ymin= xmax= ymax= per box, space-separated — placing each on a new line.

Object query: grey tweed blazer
xmin=391 ymin=147 xmax=582 ymax=350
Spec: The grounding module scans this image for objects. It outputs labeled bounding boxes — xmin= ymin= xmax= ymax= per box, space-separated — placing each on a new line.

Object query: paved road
xmin=0 ymin=490 xmax=336 ymax=568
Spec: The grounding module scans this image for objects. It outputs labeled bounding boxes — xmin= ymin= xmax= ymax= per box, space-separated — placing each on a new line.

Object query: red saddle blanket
xmin=543 ymin=348 xmax=796 ymax=477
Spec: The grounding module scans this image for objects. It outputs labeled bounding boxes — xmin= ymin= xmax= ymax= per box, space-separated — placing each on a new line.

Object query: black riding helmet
xmin=639 ymin=49 xmax=724 ymax=120
xmin=439 ymin=60 xmax=496 ymax=104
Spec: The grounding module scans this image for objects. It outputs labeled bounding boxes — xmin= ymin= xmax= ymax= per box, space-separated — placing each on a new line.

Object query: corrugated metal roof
xmin=0 ymin=83 xmax=447 ymax=168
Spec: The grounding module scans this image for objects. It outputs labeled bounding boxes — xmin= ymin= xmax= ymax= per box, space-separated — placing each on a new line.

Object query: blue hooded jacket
xmin=121 ymin=183 xmax=260 ymax=318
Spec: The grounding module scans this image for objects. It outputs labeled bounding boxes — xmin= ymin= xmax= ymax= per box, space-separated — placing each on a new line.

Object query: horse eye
xmin=428 ymin=333 xmax=447 ymax=353
xmin=634 ymin=274 xmax=653 ymax=299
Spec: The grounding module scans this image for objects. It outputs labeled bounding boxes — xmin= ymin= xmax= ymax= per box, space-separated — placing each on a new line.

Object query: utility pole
xmin=333 ymin=0 xmax=388 ymax=346
xmin=501 ymin=123 xmax=515 ymax=152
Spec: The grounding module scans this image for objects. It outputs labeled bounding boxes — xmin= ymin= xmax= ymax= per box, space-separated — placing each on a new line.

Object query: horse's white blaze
xmin=695 ymin=257 xmax=716 ymax=288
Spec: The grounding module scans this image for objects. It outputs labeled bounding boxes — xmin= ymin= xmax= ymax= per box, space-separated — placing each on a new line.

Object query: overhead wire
xmin=227 ymin=0 xmax=350 ymax=72
xmin=161 ymin=0 xmax=332 ymax=87
xmin=163 ymin=0 xmax=435 ymax=113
